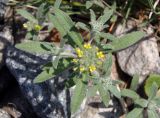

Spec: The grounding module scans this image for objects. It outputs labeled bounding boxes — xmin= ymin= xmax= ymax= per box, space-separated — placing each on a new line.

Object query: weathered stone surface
xmin=5 ymin=41 xmax=70 ymax=118
xmin=0 ymin=0 xmax=9 ymax=23
xmin=114 ymin=19 xmax=160 ymax=81
xmin=0 ymin=109 xmax=11 ymax=118
xmin=0 ymin=27 xmax=13 ymax=69
xmin=0 ymin=66 xmax=39 ymax=118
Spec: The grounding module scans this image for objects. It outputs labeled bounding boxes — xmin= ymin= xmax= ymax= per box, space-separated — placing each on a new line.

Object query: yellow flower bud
xmin=72 ymin=59 xmax=78 ymax=63
xmin=34 ymin=24 xmax=42 ymax=31
xmin=75 ymin=48 xmax=83 ymax=58
xmin=84 ymin=43 xmax=91 ymax=49
xmin=23 ymin=23 xmax=28 ymax=28
xmin=89 ymin=65 xmax=96 ymax=72
xmin=73 ymin=67 xmax=78 ymax=71
xmin=97 ymin=51 xmax=105 ymax=59
xmin=80 ymin=66 xmax=85 ymax=72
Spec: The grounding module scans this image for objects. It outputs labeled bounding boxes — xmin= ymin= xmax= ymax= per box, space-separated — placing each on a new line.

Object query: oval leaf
xmin=111 ymin=31 xmax=145 ymax=52
xmin=71 ymin=79 xmax=87 ymax=113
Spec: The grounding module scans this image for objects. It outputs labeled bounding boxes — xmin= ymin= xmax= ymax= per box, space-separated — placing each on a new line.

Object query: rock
xmin=2 ymin=106 xmax=21 ymax=118
xmin=0 ymin=27 xmax=13 ymax=69
xmin=5 ymin=42 xmax=70 ymax=118
xmin=0 ymin=66 xmax=39 ymax=118
xmin=114 ymin=19 xmax=160 ymax=83
xmin=0 ymin=0 xmax=9 ymax=24
xmin=0 ymin=109 xmax=11 ymax=118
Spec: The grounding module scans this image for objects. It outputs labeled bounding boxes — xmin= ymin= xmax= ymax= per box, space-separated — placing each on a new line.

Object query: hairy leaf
xmin=50 ymin=8 xmax=83 ymax=48
xmin=134 ymin=98 xmax=148 ymax=108
xmin=121 ymin=89 xmax=139 ymax=100
xmin=98 ymin=83 xmax=110 ymax=107
xmin=147 ymin=109 xmax=159 ymax=118
xmin=103 ymin=53 xmax=112 ymax=76
xmin=110 ymin=31 xmax=145 ymax=52
xmin=148 ymin=82 xmax=158 ymax=101
xmin=16 ymin=41 xmax=55 ymax=54
xmin=54 ymin=0 xmax=62 ymax=8
xmin=34 ymin=68 xmax=54 ymax=83
xmin=86 ymin=1 xmax=93 ymax=9
xmin=87 ymin=85 xmax=98 ymax=97
xmin=108 ymin=85 xmax=121 ymax=99
xmin=98 ymin=9 xmax=113 ymax=25
xmin=71 ymin=79 xmax=87 ymax=113
xmin=17 ymin=9 xmax=37 ymax=23
xmin=130 ymin=74 xmax=139 ymax=91
xmin=126 ymin=108 xmax=143 ymax=118
xmin=34 ymin=59 xmax=71 ymax=83
xmin=145 ymin=74 xmax=160 ymax=97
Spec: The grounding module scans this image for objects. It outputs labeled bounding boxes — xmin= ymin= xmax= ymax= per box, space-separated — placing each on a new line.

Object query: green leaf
xmin=126 ymin=108 xmax=143 ymax=118
xmin=110 ymin=15 xmax=117 ymax=22
xmin=152 ymin=97 xmax=160 ymax=107
xmin=17 ymin=9 xmax=37 ymax=23
xmin=145 ymin=74 xmax=160 ymax=97
xmin=134 ymin=98 xmax=148 ymax=108
xmin=15 ymin=41 xmax=55 ymax=54
xmin=98 ymin=83 xmax=110 ymax=107
xmin=110 ymin=31 xmax=145 ymax=52
xmin=102 ymin=44 xmax=114 ymax=51
xmin=90 ymin=9 xmax=96 ymax=22
xmin=54 ymin=0 xmax=62 ymax=8
xmin=130 ymin=74 xmax=139 ymax=91
xmin=52 ymin=56 xmax=60 ymax=69
xmin=48 ymin=14 xmax=67 ymax=36
xmin=100 ymin=32 xmax=116 ymax=41
xmin=108 ymin=85 xmax=121 ymax=99
xmin=93 ymin=0 xmax=104 ymax=8
xmin=87 ymin=85 xmax=98 ymax=97
xmin=34 ymin=59 xmax=71 ymax=83
xmin=147 ymin=109 xmax=159 ymax=118
xmin=76 ymin=22 xmax=90 ymax=31
xmin=34 ymin=68 xmax=54 ymax=83
xmin=148 ymin=82 xmax=158 ymax=101
xmin=121 ymin=89 xmax=139 ymax=100
xmin=103 ymin=53 xmax=112 ymax=76
xmin=50 ymin=8 xmax=83 ymax=48
xmin=71 ymin=79 xmax=87 ymax=113
xmin=98 ymin=9 xmax=113 ymax=25
xmin=86 ymin=1 xmax=93 ymax=9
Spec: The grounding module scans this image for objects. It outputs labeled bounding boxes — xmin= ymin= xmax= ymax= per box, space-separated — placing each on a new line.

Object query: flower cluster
xmin=75 ymin=48 xmax=84 ymax=58
xmin=73 ymin=43 xmax=105 ymax=73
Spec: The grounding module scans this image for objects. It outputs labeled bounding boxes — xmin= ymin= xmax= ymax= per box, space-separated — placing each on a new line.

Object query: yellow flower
xmin=80 ymin=66 xmax=85 ymax=72
xmin=72 ymin=59 xmax=78 ymax=63
xmin=89 ymin=65 xmax=96 ymax=72
xmin=84 ymin=43 xmax=91 ymax=49
xmin=75 ymin=48 xmax=83 ymax=57
xmin=97 ymin=51 xmax=105 ymax=59
xmin=23 ymin=23 xmax=28 ymax=28
xmin=34 ymin=24 xmax=42 ymax=31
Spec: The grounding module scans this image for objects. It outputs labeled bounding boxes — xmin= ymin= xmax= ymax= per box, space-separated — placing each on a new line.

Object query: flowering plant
xmin=15 ymin=0 xmax=149 ymax=116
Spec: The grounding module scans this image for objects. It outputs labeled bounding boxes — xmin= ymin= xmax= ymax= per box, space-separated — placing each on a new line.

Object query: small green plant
xmin=15 ymin=0 xmax=155 ymax=116
xmin=121 ymin=74 xmax=160 ymax=118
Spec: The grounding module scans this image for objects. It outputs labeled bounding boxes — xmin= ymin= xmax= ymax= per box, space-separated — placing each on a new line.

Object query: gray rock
xmin=0 ymin=109 xmax=11 ymax=118
xmin=0 ymin=27 xmax=13 ymax=69
xmin=0 ymin=0 xmax=9 ymax=21
xmin=4 ymin=38 xmax=70 ymax=118
xmin=114 ymin=19 xmax=160 ymax=83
